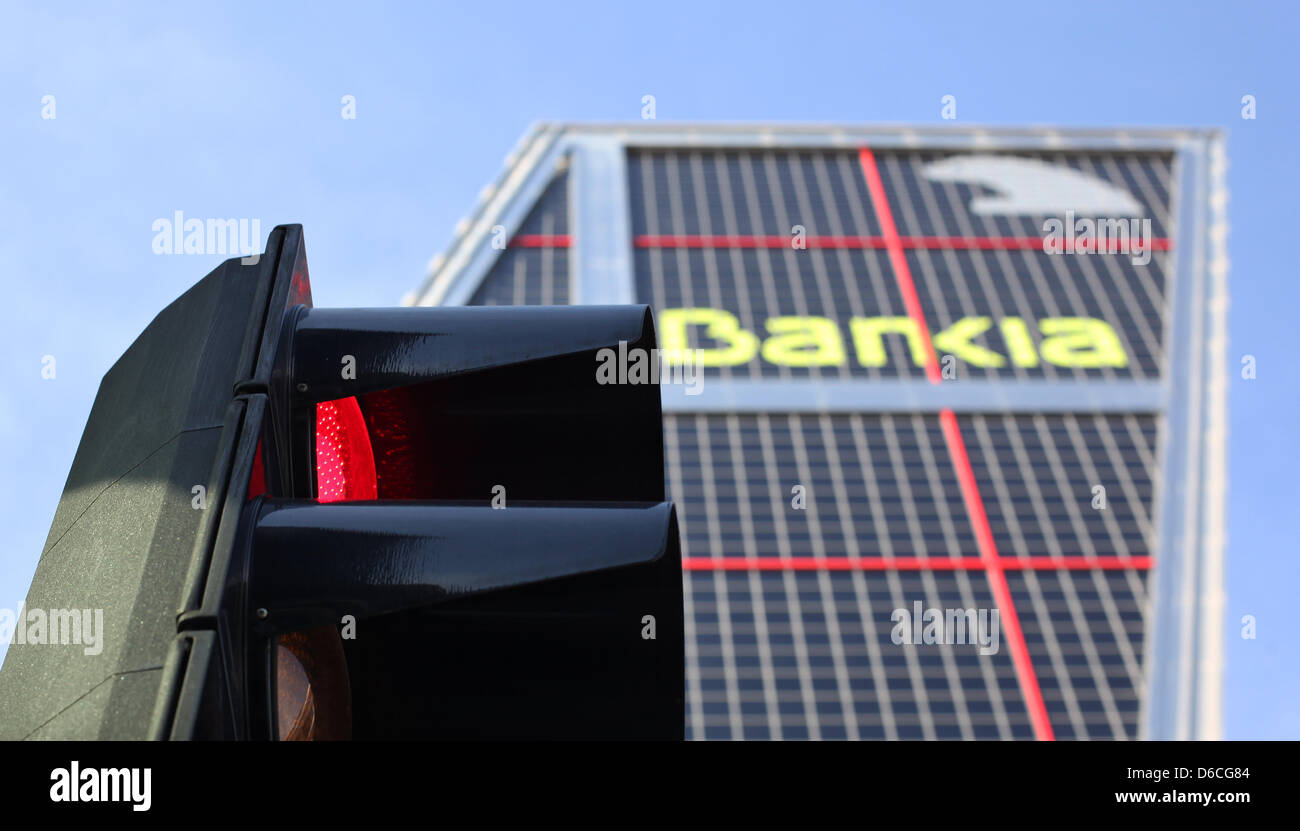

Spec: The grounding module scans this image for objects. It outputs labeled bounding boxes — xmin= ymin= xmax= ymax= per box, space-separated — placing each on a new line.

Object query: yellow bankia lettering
xmin=658 ymin=307 xmax=759 ymax=366
xmin=762 ymin=316 xmax=846 ymax=366
xmin=848 ymin=317 xmax=927 ymax=366
xmin=999 ymin=317 xmax=1040 ymax=367
xmin=931 ymin=316 xmax=1004 ymax=368
xmin=657 ymin=308 xmax=1129 ymax=369
xmin=1038 ymin=317 xmax=1129 ymax=368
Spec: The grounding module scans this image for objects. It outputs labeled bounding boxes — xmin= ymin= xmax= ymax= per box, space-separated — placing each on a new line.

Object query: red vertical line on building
xmin=858 ymin=147 xmax=1056 ymax=742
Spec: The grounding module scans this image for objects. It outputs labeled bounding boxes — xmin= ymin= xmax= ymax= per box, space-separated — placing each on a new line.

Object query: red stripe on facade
xmin=633 ymin=234 xmax=1171 ymax=252
xmin=681 ymin=556 xmax=1152 ymax=572
xmin=859 ymin=146 xmax=1057 ymax=742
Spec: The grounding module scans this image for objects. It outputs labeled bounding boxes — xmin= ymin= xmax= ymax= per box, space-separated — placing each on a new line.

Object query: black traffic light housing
xmin=0 ymin=225 xmax=684 ymax=740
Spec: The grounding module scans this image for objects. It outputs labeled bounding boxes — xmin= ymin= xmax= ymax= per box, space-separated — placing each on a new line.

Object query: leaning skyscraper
xmin=410 ymin=124 xmax=1228 ymax=740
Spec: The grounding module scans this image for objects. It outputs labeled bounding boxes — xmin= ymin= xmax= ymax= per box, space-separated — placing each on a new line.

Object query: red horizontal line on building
xmin=509 ymin=234 xmax=572 ymax=247
xmin=632 ymin=234 xmax=1173 ymax=252
xmin=681 ymin=555 xmax=1152 ymax=572
xmin=508 ymin=234 xmax=1175 ymax=252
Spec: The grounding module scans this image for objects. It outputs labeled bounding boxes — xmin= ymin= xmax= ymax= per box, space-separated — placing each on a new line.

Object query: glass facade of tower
xmin=417 ymin=125 xmax=1228 ymax=740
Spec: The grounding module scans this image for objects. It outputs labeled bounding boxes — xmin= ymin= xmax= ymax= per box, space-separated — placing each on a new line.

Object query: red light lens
xmin=356 ymin=386 xmax=424 ymax=499
xmin=315 ymin=397 xmax=378 ymax=502
xmin=247 ymin=438 xmax=267 ymax=500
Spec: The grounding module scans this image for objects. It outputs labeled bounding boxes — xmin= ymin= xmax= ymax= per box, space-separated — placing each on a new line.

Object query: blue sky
xmin=1 ymin=0 xmax=1296 ymax=738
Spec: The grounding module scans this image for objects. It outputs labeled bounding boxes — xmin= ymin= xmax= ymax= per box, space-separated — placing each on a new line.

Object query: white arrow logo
xmin=922 ymin=154 xmax=1144 ymax=217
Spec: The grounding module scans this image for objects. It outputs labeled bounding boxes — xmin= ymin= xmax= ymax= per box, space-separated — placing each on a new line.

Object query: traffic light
xmin=0 ymin=225 xmax=684 ymax=740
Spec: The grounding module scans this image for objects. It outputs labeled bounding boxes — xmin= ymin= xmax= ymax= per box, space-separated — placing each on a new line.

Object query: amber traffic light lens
xmin=274 ymin=626 xmax=352 ymax=741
